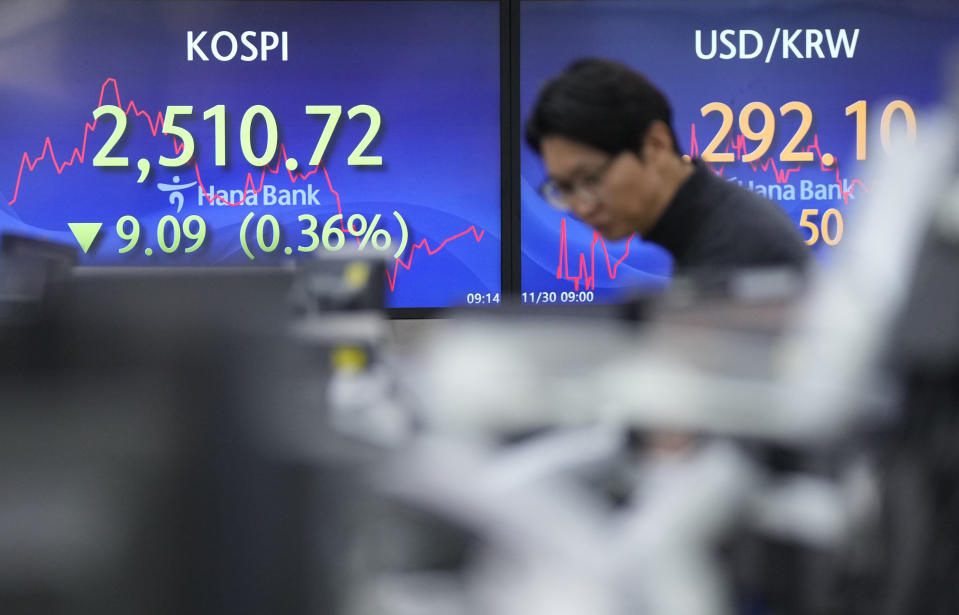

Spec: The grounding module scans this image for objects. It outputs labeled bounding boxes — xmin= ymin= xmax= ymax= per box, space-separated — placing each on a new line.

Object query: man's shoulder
xmin=683 ymin=162 xmax=811 ymax=269
xmin=696 ymin=167 xmax=796 ymax=229
xmin=697 ymin=166 xmax=780 ymax=211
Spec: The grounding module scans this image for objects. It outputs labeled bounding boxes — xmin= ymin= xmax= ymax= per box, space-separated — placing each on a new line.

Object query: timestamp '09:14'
xmin=91 ymin=103 xmax=383 ymax=169
xmin=466 ymin=292 xmax=501 ymax=305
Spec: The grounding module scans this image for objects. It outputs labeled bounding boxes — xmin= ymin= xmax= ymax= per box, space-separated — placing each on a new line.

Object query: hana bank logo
xmin=157 ymin=175 xmax=198 ymax=213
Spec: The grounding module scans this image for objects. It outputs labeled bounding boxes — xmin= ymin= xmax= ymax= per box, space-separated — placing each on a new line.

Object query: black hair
xmin=525 ymin=58 xmax=680 ymax=156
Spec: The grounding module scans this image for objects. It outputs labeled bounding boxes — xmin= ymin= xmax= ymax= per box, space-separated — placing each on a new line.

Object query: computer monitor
xmin=520 ymin=0 xmax=959 ymax=305
xmin=0 ymin=0 xmax=503 ymax=309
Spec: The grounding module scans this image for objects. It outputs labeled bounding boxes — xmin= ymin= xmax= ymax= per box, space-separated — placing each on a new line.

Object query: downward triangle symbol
xmin=68 ymin=222 xmax=102 ymax=254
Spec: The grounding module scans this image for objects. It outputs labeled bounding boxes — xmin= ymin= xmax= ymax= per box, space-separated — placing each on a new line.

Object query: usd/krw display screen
xmin=521 ymin=0 xmax=959 ymax=305
xmin=0 ymin=1 xmax=502 ymax=308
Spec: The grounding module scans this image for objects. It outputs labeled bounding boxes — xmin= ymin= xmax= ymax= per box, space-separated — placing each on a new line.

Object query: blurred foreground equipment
xmin=0 ymin=263 xmax=381 ymax=615
xmin=346 ymin=88 xmax=959 ymax=615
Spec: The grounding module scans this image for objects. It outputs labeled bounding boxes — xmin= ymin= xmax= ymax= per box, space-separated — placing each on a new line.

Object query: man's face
xmin=539 ymin=135 xmax=669 ymax=241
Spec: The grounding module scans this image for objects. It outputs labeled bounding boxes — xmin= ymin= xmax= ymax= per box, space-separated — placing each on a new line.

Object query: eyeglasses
xmin=538 ymin=156 xmax=617 ymax=211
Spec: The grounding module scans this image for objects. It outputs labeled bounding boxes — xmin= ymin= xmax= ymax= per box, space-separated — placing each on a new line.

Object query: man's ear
xmin=639 ymin=120 xmax=674 ymax=157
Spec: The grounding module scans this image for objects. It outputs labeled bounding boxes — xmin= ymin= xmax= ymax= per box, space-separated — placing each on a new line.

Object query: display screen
xmin=0 ymin=0 xmax=502 ymax=309
xmin=520 ymin=0 xmax=959 ymax=305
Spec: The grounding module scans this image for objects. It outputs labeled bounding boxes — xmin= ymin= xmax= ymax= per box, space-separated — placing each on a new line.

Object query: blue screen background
xmin=0 ymin=1 xmax=502 ymax=308
xmin=521 ymin=0 xmax=959 ymax=302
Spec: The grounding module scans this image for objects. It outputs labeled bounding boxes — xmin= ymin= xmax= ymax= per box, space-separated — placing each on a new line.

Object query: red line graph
xmin=7 ymin=78 xmax=165 ymax=206
xmin=315 ymin=162 xmax=485 ymax=292
xmin=688 ymin=123 xmax=869 ymax=204
xmin=555 ymin=218 xmax=637 ymax=291
xmin=6 ymin=77 xmax=328 ymax=206
xmin=6 ymin=77 xmax=486 ymax=290
xmin=387 ymin=226 xmax=485 ymax=291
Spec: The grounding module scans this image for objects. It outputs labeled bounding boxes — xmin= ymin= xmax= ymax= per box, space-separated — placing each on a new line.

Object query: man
xmin=525 ymin=58 xmax=810 ymax=277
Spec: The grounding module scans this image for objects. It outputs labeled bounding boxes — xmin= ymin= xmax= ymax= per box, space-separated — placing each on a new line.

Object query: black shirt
xmin=645 ymin=159 xmax=811 ymax=275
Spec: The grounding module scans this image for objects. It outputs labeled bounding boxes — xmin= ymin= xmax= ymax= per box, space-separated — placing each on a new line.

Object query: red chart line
xmin=6 ymin=77 xmax=487 ymax=289
xmin=7 ymin=78 xmax=164 ymax=206
xmin=555 ymin=217 xmax=636 ymax=291
xmin=388 ymin=226 xmax=485 ymax=292
xmin=687 ymin=123 xmax=869 ymax=204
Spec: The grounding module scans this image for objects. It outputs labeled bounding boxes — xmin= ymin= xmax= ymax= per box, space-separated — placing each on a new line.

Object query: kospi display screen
xmin=0 ymin=1 xmax=502 ymax=309
xmin=520 ymin=0 xmax=959 ymax=305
